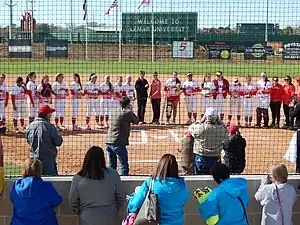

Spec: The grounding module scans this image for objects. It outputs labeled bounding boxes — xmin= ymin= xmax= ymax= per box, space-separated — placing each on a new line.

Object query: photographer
xmin=106 ymin=96 xmax=139 ymax=175
xmin=289 ymin=95 xmax=300 ymax=130
xmin=188 ymin=107 xmax=228 ymax=175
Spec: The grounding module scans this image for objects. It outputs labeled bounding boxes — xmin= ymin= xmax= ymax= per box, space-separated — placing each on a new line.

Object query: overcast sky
xmin=1 ymin=0 xmax=299 ymax=28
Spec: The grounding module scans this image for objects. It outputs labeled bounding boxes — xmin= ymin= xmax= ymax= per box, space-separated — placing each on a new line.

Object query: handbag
xmin=275 ymin=184 xmax=284 ymax=225
xmin=237 ymin=196 xmax=248 ymax=225
xmin=133 ymin=179 xmax=160 ymax=225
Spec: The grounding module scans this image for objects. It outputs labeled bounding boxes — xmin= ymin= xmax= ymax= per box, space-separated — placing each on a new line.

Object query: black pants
xmin=151 ymin=99 xmax=161 ymax=122
xmin=137 ymin=98 xmax=147 ymax=122
xmin=270 ymin=101 xmax=281 ymax=125
xmin=256 ymin=107 xmax=269 ymax=127
xmin=283 ymin=104 xmax=292 ymax=126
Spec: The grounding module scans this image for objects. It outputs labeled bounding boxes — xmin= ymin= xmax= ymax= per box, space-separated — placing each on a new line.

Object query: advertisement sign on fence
xmin=8 ymin=39 xmax=32 ymax=58
xmin=282 ymin=43 xmax=300 ymax=60
xmin=208 ymin=42 xmax=231 ymax=60
xmin=172 ymin=41 xmax=194 ymax=58
xmin=45 ymin=39 xmax=68 ymax=58
xmin=244 ymin=43 xmax=267 ymax=60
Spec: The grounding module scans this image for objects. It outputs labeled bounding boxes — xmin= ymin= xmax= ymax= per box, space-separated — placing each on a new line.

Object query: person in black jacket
xmin=289 ymin=96 xmax=300 ymax=130
xmin=223 ymin=125 xmax=246 ymax=174
xmin=135 ymin=71 xmax=149 ymax=124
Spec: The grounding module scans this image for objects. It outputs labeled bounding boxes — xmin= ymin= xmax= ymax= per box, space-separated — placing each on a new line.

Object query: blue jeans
xmin=40 ymin=157 xmax=58 ymax=176
xmin=194 ymin=154 xmax=221 ymax=175
xmin=106 ymin=144 xmax=129 ymax=176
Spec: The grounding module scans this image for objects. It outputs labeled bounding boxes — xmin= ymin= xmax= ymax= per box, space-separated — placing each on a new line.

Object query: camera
xmin=0 ymin=127 xmax=7 ymax=135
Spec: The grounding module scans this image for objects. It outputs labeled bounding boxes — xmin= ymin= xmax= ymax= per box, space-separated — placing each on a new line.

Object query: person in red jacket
xmin=282 ymin=76 xmax=295 ymax=129
xmin=149 ymin=72 xmax=162 ymax=124
xmin=213 ymin=71 xmax=229 ymax=121
xmin=270 ymin=77 xmax=284 ymax=128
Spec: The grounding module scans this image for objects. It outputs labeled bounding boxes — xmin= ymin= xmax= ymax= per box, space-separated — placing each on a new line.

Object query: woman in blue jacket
xmin=128 ymin=154 xmax=190 ymax=225
xmin=10 ymin=158 xmax=63 ymax=225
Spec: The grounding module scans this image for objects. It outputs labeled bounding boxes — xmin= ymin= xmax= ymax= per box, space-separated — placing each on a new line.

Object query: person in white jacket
xmin=255 ymin=164 xmax=296 ymax=225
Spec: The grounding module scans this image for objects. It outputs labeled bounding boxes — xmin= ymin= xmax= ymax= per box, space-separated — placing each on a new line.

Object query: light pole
xmin=265 ymin=0 xmax=269 ymax=43
xmin=4 ymin=0 xmax=17 ymax=40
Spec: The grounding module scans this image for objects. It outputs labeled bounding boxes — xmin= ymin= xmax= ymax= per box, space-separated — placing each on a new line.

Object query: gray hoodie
xmin=255 ymin=177 xmax=297 ymax=225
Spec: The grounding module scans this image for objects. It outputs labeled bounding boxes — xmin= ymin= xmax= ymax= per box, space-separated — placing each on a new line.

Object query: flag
xmin=83 ymin=0 xmax=87 ymax=21
xmin=105 ymin=0 xmax=118 ymax=15
xmin=137 ymin=0 xmax=149 ymax=9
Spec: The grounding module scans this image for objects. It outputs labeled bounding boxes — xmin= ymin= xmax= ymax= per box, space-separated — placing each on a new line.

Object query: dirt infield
xmin=2 ymin=73 xmax=297 ymax=175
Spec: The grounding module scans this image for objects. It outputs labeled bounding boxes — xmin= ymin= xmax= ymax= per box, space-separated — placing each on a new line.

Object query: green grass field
xmin=1 ymin=60 xmax=300 ymax=77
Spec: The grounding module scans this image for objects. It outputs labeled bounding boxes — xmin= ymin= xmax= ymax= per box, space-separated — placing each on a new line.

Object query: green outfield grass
xmin=1 ymin=60 xmax=300 ymax=76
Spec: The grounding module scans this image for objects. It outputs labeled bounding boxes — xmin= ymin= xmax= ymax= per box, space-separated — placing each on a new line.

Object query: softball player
xmin=255 ymin=72 xmax=272 ymax=128
xmin=213 ymin=71 xmax=229 ymax=121
xmin=26 ymin=72 xmax=38 ymax=123
xmin=243 ymin=75 xmax=257 ymax=127
xmin=11 ymin=77 xmax=26 ymax=133
xmin=0 ymin=74 xmax=9 ymax=127
xmin=52 ymin=73 xmax=69 ymax=131
xmin=113 ymin=76 xmax=126 ymax=108
xmin=200 ymin=73 xmax=216 ymax=118
xmin=227 ymin=78 xmax=243 ymax=127
xmin=164 ymin=72 xmax=181 ymax=125
xmin=99 ymin=75 xmax=113 ymax=128
xmin=123 ymin=75 xmax=135 ymax=109
xmin=84 ymin=73 xmax=101 ymax=130
xmin=37 ymin=75 xmax=52 ymax=105
xmin=182 ymin=72 xmax=199 ymax=124
xmin=70 ymin=73 xmax=83 ymax=131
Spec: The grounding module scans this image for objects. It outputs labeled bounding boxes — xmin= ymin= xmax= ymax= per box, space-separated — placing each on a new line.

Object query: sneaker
xmin=254 ymin=124 xmax=261 ymax=128
xmin=138 ymin=122 xmax=143 ymax=125
xmin=165 ymin=121 xmax=170 ymax=125
xmin=72 ymin=125 xmax=81 ymax=131
xmin=96 ymin=123 xmax=104 ymax=129
xmin=14 ymin=128 xmax=20 ymax=134
xmin=55 ymin=125 xmax=63 ymax=131
xmin=288 ymin=126 xmax=296 ymax=131
xmin=262 ymin=125 xmax=269 ymax=129
xmin=85 ymin=125 xmax=92 ymax=130
xmin=153 ymin=121 xmax=160 ymax=125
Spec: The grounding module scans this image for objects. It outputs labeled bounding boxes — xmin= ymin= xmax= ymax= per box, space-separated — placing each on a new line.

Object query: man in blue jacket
xmin=199 ymin=163 xmax=249 ymax=225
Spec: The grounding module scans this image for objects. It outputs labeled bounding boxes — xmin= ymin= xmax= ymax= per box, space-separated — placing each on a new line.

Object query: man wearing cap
xmin=135 ymin=71 xmax=149 ymax=124
xmin=255 ymin=72 xmax=272 ymax=128
xmin=188 ymin=107 xmax=228 ymax=175
xmin=213 ymin=71 xmax=229 ymax=122
xmin=26 ymin=105 xmax=63 ymax=176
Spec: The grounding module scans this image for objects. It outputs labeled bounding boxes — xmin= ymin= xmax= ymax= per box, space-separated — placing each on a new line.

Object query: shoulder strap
xmin=148 ymin=179 xmax=154 ymax=194
xmin=275 ymin=184 xmax=284 ymax=225
xmin=237 ymin=196 xmax=249 ymax=225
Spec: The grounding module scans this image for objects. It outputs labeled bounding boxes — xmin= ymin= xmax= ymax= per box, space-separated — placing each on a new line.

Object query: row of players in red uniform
xmin=0 ymin=71 xmax=298 ymax=133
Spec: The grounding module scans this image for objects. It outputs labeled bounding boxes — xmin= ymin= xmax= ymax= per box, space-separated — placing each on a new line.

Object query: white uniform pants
xmin=100 ymin=98 xmax=112 ymax=116
xmin=0 ymin=101 xmax=6 ymax=120
xmin=200 ymin=97 xmax=214 ymax=114
xmin=86 ymin=98 xmax=100 ymax=117
xmin=54 ymin=99 xmax=66 ymax=117
xmin=14 ymin=100 xmax=26 ymax=119
xmin=228 ymin=97 xmax=242 ymax=116
xmin=185 ymin=96 xmax=197 ymax=113
xmin=28 ymin=98 xmax=38 ymax=118
xmin=243 ymin=97 xmax=254 ymax=117
xmin=256 ymin=95 xmax=270 ymax=110
xmin=72 ymin=98 xmax=81 ymax=118
xmin=214 ymin=95 xmax=226 ymax=114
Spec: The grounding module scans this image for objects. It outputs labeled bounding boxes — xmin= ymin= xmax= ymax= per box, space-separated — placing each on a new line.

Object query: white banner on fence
xmin=9 ymin=46 xmax=32 ymax=53
xmin=172 ymin=41 xmax=194 ymax=58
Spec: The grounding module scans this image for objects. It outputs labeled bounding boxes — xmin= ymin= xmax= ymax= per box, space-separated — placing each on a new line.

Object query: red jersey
xmin=282 ymin=84 xmax=295 ymax=105
xmin=270 ymin=83 xmax=284 ymax=102
xmin=150 ymin=79 xmax=162 ymax=99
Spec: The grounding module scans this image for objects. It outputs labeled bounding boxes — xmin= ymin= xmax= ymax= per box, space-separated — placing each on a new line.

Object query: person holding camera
xmin=188 ymin=107 xmax=228 ymax=175
xmin=105 ymin=96 xmax=139 ymax=176
xmin=255 ymin=164 xmax=296 ymax=225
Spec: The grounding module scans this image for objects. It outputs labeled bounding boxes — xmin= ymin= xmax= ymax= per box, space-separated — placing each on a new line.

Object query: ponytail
xmin=74 ymin=73 xmax=82 ymax=89
xmin=108 ymin=82 xmax=112 ymax=92
xmin=26 ymin=72 xmax=35 ymax=84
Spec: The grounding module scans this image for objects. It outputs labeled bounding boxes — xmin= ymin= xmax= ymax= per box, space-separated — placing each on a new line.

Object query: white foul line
xmin=129 ymin=130 xmax=148 ymax=145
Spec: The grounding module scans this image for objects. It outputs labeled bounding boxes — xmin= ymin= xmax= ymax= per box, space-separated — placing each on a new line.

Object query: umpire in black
xmin=135 ymin=71 xmax=149 ymax=124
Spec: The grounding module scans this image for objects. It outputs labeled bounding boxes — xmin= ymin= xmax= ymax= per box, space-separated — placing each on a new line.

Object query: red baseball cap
xmin=297 ymin=76 xmax=300 ymax=82
xmin=228 ymin=125 xmax=239 ymax=135
xmin=39 ymin=104 xmax=55 ymax=114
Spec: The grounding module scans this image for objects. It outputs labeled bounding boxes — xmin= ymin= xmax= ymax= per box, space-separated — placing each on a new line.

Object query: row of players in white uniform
xmin=0 ymin=71 xmax=271 ymax=132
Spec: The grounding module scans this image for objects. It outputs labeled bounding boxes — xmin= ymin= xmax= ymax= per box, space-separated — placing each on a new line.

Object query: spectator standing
xmin=149 ymin=72 xmax=162 ymax=124
xmin=106 ymin=96 xmax=139 ymax=175
xmin=270 ymin=77 xmax=284 ymax=128
xmin=289 ymin=98 xmax=300 ymax=130
xmin=10 ymin=158 xmax=62 ymax=225
xmin=255 ymin=164 xmax=296 ymax=225
xmin=68 ymin=146 xmax=125 ymax=225
xmin=26 ymin=105 xmax=63 ymax=176
xmin=223 ymin=125 xmax=246 ymax=174
xmin=199 ymin=164 xmax=249 ymax=225
xmin=189 ymin=107 xmax=228 ymax=175
xmin=127 ymin=154 xmax=189 ymax=225
xmin=135 ymin=71 xmax=149 ymax=124
xmin=282 ymin=76 xmax=295 ymax=129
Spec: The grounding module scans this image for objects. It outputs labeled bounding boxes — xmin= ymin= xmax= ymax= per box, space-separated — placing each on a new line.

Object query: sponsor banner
xmin=45 ymin=39 xmax=68 ymax=58
xmin=244 ymin=43 xmax=267 ymax=60
xmin=8 ymin=39 xmax=32 ymax=58
xmin=208 ymin=42 xmax=231 ymax=60
xmin=282 ymin=42 xmax=300 ymax=60
xmin=172 ymin=41 xmax=194 ymax=58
